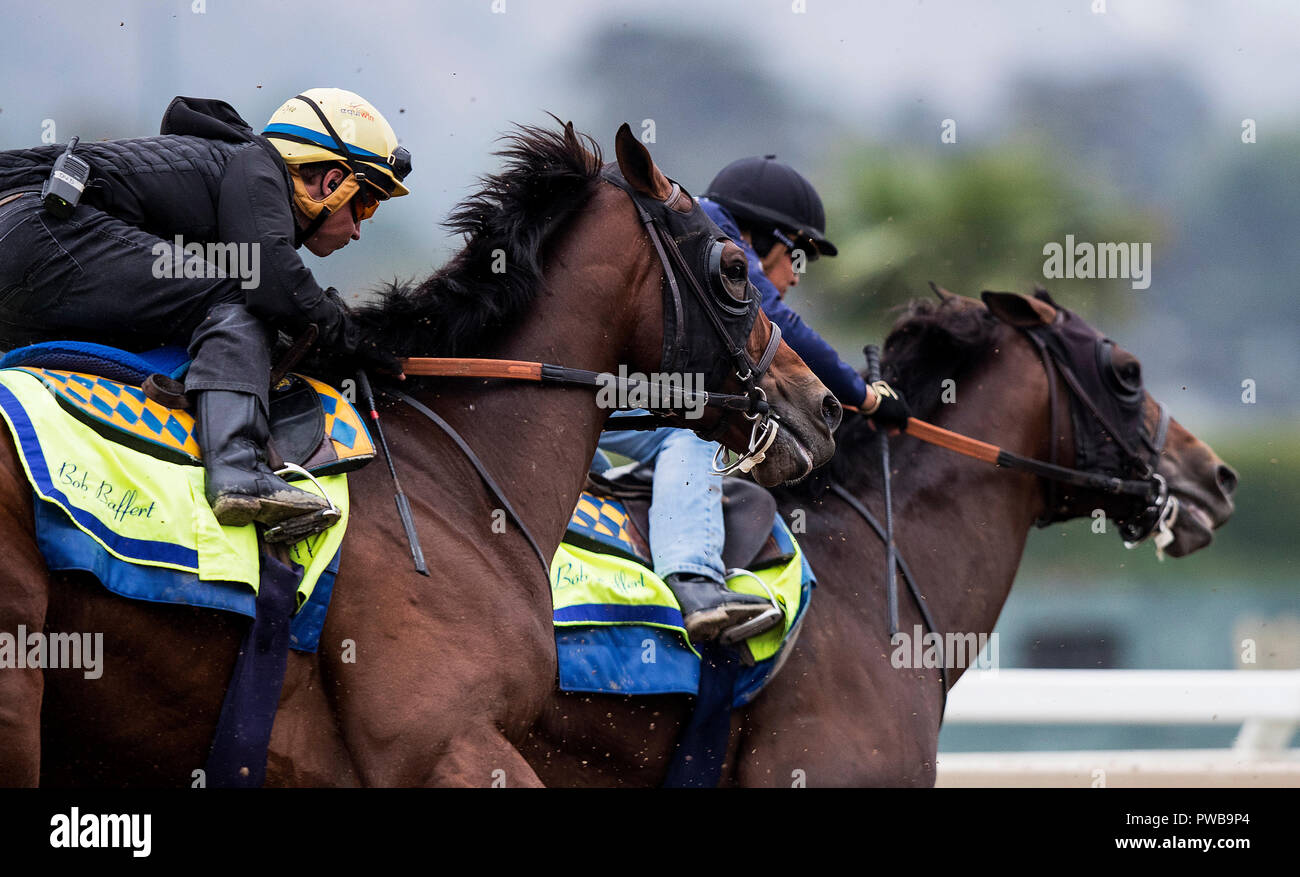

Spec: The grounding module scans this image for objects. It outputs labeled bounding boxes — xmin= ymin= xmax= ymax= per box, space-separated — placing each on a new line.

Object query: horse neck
xmin=391 ymin=184 xmax=658 ymax=561
xmin=838 ymin=331 xmax=1051 ymax=650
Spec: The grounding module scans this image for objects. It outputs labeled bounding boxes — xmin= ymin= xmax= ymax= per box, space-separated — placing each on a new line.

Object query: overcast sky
xmin=2 ymin=0 xmax=1295 ymax=429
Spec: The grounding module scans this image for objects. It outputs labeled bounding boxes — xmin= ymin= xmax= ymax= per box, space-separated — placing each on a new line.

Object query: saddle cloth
xmin=551 ymin=463 xmax=814 ymax=707
xmin=0 ymin=343 xmax=365 ymax=653
xmin=0 ymin=341 xmax=375 ymax=474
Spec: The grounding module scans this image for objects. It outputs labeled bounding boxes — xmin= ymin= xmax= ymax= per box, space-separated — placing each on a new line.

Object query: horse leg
xmin=423 ymin=727 xmax=547 ymax=788
xmin=0 ymin=430 xmax=47 ymax=786
xmin=328 ymin=661 xmax=553 ymax=788
xmin=318 ymin=566 xmax=556 ymax=787
xmin=265 ymin=652 xmax=360 ymax=787
xmin=732 ymin=620 xmax=942 ymax=787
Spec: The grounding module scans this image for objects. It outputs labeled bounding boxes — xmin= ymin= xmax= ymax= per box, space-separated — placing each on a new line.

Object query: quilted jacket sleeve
xmin=215 ymin=145 xmax=346 ymax=341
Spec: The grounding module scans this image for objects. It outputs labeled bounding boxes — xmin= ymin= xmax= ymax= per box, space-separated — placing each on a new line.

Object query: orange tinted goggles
xmin=350 ymin=185 xmax=381 ymax=222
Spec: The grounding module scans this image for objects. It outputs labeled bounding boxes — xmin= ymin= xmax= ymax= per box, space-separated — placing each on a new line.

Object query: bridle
xmin=401 ymin=169 xmax=786 ymax=475
xmin=599 ymin=167 xmax=784 ymax=475
xmin=1015 ymin=291 xmax=1176 ymax=552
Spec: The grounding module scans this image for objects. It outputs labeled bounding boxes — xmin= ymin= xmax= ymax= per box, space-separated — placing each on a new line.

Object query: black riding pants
xmin=0 ymin=193 xmax=271 ymax=410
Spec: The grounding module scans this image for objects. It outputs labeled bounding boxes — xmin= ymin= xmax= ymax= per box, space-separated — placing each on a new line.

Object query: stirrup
xmin=716 ymin=567 xmax=784 ymax=645
xmin=262 ymin=507 xmax=341 ymax=543
xmin=718 ymin=604 xmax=784 ymax=645
xmin=262 ymin=463 xmax=341 ymax=543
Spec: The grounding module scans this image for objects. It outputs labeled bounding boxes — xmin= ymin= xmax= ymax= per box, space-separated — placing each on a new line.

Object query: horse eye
xmin=711 ymin=242 xmax=750 ymax=305
xmin=1111 ymin=358 xmax=1142 ymax=395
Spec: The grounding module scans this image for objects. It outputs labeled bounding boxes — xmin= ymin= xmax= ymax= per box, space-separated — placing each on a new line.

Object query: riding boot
xmin=665 ymin=573 xmax=784 ymax=644
xmin=194 ymin=389 xmax=332 ymax=527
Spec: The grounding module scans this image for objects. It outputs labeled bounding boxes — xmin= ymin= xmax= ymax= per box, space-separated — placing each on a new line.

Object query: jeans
xmin=598 ymin=412 xmax=726 ymax=584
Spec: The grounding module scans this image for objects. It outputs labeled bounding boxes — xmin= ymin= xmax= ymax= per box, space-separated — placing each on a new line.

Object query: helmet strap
xmin=289 ymin=167 xmax=361 ymax=246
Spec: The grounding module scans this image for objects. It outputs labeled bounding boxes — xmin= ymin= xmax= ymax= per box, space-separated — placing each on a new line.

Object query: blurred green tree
xmin=817 ymin=138 xmax=1164 ymax=340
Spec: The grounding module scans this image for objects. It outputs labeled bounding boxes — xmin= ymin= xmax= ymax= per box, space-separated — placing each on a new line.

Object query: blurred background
xmin=2 ymin=0 xmax=1296 ymax=753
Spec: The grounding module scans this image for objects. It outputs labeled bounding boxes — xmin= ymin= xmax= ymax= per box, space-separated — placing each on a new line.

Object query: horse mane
xmin=355 ymin=119 xmax=604 ymax=358
xmin=791 ymin=296 xmax=1002 ymax=496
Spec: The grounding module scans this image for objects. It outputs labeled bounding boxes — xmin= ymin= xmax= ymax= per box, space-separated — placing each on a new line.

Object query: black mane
xmin=355 ymin=120 xmax=603 ymax=359
xmin=795 ymin=296 xmax=1001 ymax=495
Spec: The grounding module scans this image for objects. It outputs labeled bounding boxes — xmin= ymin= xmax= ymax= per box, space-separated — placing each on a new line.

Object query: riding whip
xmin=356 ymin=369 xmax=428 ymax=576
xmin=864 ymin=345 xmax=901 ymax=636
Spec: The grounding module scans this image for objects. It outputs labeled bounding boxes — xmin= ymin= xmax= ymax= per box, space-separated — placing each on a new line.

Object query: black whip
xmin=864 ymin=345 xmax=900 ymax=636
xmin=356 ymin=370 xmax=428 ymax=576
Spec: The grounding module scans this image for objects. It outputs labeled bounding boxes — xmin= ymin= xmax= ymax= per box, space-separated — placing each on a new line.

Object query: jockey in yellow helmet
xmin=0 ymin=88 xmax=410 ymax=539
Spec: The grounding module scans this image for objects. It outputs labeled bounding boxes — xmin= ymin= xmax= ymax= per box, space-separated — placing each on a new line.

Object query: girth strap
xmin=388 ymin=389 xmax=550 ymax=576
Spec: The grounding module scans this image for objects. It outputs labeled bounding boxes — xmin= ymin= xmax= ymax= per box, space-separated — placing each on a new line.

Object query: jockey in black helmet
xmin=600 ymin=156 xmax=908 ymax=646
xmin=700 ymin=154 xmax=893 ymax=412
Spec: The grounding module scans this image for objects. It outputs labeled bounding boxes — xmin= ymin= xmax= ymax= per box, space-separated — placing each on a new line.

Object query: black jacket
xmin=0 ymin=96 xmax=344 ymax=339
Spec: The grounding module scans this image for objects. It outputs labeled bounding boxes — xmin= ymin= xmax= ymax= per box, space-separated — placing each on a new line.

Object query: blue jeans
xmin=597 ymin=413 xmax=726 ymax=584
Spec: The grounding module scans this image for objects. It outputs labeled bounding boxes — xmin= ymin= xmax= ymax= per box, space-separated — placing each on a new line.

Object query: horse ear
xmin=981 ymin=290 xmax=1057 ymax=327
xmin=1032 ymin=284 xmax=1060 ymax=308
xmin=615 ymin=123 xmax=674 ymax=200
xmin=929 ymin=281 xmax=956 ymax=302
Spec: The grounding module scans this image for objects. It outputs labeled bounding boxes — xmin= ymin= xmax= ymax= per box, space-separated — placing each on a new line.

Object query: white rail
xmin=936 ymin=669 xmax=1300 ymax=787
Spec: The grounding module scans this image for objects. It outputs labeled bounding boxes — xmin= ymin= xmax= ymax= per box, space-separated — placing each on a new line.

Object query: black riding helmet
xmin=703 ymin=155 xmax=838 ymax=259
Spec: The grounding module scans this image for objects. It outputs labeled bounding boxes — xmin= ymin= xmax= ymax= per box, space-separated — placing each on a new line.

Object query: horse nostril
xmin=822 ymin=394 xmax=843 ymax=431
xmin=1216 ymin=464 xmax=1238 ymax=498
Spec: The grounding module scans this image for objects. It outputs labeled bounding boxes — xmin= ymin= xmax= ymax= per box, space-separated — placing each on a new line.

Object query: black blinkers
xmin=599 ymin=165 xmax=762 ymax=397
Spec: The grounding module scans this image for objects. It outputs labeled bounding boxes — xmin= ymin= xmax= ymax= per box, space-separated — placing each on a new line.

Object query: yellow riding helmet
xmin=262 ymin=88 xmax=411 ymax=200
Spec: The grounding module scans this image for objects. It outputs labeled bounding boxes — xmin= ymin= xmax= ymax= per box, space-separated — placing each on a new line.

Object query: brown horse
xmin=520 ymin=288 xmax=1238 ymax=786
xmin=0 ymin=122 xmax=839 ymax=786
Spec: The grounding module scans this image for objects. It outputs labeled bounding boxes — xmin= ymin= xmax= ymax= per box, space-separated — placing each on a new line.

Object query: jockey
xmin=0 ymin=89 xmax=409 ymax=538
xmin=599 ymin=155 xmax=909 ymax=644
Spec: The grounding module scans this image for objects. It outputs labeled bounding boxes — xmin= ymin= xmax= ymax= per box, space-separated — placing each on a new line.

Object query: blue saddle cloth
xmin=553 ymin=491 xmax=814 ymax=709
xmin=0 ymin=339 xmax=336 ymax=653
xmin=0 ymin=341 xmax=191 ymax=385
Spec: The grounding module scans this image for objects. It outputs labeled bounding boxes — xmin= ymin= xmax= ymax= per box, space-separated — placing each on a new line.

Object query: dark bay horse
xmin=520 ymin=288 xmax=1237 ymax=786
xmin=0 ymin=121 xmax=839 ymax=786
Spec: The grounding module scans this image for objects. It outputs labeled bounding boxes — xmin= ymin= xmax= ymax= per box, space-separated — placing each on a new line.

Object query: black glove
xmin=309 ymin=287 xmax=358 ymax=351
xmin=863 ymin=380 xmax=910 ymax=431
xmin=311 ymin=288 xmax=402 ymax=376
xmin=353 ymin=336 xmax=404 ymax=376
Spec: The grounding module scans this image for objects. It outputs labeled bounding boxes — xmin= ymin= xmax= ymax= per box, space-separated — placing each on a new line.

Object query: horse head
xmin=608 ymin=124 xmax=839 ymax=486
xmin=889 ymin=286 xmax=1236 ymax=557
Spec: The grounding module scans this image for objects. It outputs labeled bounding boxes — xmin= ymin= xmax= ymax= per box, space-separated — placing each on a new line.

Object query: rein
xmin=399 ymin=356 xmax=768 ymax=416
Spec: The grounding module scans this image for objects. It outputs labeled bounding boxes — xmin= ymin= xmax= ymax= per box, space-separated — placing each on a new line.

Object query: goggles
xmin=351 ymin=183 xmax=382 ymax=222
xmin=772 ymin=227 xmax=821 ymax=262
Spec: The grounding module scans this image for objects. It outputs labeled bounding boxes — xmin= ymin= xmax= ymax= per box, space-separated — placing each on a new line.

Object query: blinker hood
xmin=600 ymin=164 xmax=761 ymax=396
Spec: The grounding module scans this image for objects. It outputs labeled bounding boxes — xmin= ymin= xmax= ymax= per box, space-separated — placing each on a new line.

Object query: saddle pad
xmin=552 ymin=492 xmax=814 ymax=706
xmin=565 ymin=491 xmax=648 ymax=564
xmin=11 ymin=367 xmax=374 ymax=474
xmin=0 ymin=369 xmax=347 ymax=636
xmin=0 ymin=340 xmax=190 ymax=384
